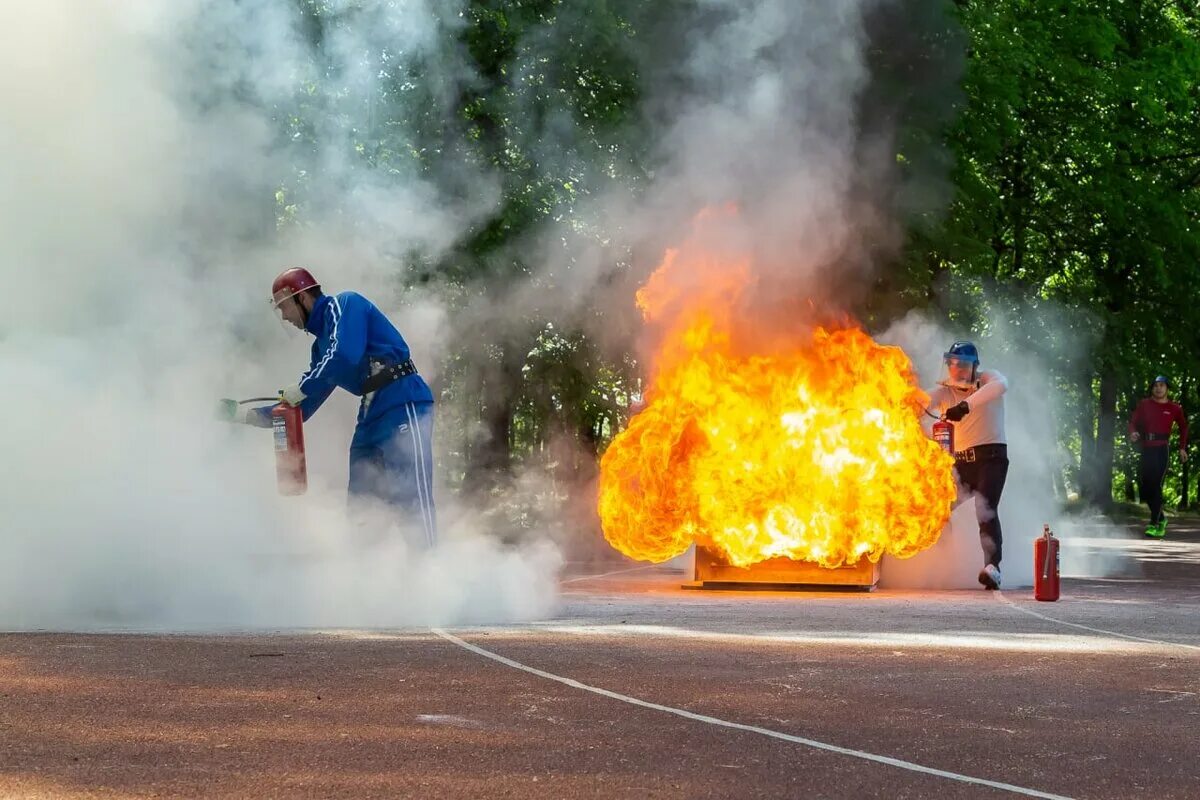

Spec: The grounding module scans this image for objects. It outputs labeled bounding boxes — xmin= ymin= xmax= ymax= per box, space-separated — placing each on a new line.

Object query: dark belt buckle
xmin=957 ymin=449 xmax=976 ymax=463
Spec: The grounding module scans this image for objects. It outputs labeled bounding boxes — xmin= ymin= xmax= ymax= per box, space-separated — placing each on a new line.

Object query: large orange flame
xmin=598 ymin=232 xmax=956 ymax=569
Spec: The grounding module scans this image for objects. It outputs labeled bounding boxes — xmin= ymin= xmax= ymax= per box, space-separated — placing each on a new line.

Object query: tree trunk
xmin=1077 ymin=370 xmax=1097 ymax=501
xmin=1182 ymin=380 xmax=1191 ymax=508
xmin=1090 ymin=367 xmax=1119 ymax=508
xmin=1118 ymin=386 xmax=1136 ymax=501
xmin=462 ymin=342 xmax=522 ymax=495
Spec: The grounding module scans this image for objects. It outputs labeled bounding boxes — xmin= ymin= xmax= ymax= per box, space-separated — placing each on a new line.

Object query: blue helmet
xmin=943 ymin=341 xmax=979 ymax=364
xmin=1153 ymin=375 xmax=1170 ymax=386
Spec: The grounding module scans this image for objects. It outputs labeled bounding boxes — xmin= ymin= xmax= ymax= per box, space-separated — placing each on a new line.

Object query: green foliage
xmin=924 ymin=0 xmax=1200 ymax=506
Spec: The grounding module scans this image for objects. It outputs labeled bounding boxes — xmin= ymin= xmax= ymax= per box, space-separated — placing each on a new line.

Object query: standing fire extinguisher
xmin=1034 ymin=523 xmax=1060 ymax=601
xmin=932 ymin=415 xmax=955 ymax=454
xmin=271 ymin=395 xmax=307 ymax=496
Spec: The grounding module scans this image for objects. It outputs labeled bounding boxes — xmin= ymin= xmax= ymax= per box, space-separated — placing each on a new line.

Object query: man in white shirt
xmin=926 ymin=341 xmax=1009 ymax=590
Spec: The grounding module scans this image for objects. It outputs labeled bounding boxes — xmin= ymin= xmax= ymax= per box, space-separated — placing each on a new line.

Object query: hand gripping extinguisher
xmin=932 ymin=414 xmax=955 ymax=454
xmin=271 ymin=394 xmax=308 ymax=496
xmin=1034 ymin=523 xmax=1060 ymax=601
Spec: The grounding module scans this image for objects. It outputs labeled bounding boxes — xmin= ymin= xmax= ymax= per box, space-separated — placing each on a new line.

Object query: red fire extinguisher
xmin=271 ymin=396 xmax=307 ymax=496
xmin=932 ymin=416 xmax=955 ymax=454
xmin=1034 ymin=523 xmax=1060 ymax=601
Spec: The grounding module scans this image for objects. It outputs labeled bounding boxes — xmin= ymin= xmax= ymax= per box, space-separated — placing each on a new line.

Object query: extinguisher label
xmin=272 ymin=418 xmax=288 ymax=452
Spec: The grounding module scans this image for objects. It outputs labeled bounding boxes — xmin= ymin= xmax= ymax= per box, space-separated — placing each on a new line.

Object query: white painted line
xmin=560 ymin=564 xmax=659 ymax=585
xmin=538 ymin=622 xmax=1165 ymax=655
xmin=994 ymin=593 xmax=1200 ymax=653
xmin=433 ymin=628 xmax=1074 ymax=800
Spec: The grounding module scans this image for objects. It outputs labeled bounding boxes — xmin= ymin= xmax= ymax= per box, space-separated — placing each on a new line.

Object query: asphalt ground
xmin=2 ymin=519 xmax=1198 ymax=799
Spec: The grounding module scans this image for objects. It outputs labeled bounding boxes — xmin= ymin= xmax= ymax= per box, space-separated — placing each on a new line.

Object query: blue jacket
xmin=254 ymin=292 xmax=433 ymax=444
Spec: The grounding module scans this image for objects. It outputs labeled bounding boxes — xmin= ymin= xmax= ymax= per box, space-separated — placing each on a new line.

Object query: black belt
xmin=1144 ymin=433 xmax=1169 ymax=442
xmin=362 ymin=359 xmax=417 ymax=394
xmin=954 ymin=443 xmax=1008 ymax=463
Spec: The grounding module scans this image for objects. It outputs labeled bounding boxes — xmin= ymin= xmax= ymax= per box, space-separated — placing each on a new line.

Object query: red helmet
xmin=270 ymin=267 xmax=320 ymax=307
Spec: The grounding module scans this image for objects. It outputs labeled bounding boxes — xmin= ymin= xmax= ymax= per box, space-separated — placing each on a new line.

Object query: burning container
xmin=685 ymin=546 xmax=880 ymax=590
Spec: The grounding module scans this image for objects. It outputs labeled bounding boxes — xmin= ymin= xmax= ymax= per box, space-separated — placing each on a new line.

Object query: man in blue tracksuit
xmin=220 ymin=267 xmax=437 ymax=546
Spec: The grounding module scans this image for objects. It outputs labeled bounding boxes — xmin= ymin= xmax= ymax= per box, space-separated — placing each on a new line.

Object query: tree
xmin=928 ymin=0 xmax=1200 ymax=507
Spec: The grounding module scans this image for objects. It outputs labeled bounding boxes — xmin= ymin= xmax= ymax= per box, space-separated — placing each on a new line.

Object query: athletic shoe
xmin=978 ymin=564 xmax=1002 ymax=590
xmin=1145 ymin=522 xmax=1166 ymax=539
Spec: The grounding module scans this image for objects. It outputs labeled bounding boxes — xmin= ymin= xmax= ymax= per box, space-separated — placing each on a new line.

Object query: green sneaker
xmin=1145 ymin=522 xmax=1166 ymax=539
xmin=1160 ymin=516 xmax=1169 ymax=536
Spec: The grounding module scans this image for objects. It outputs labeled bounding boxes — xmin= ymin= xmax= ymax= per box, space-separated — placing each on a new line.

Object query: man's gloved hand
xmin=280 ymin=384 xmax=306 ymax=407
xmin=945 ymin=401 xmax=971 ymax=422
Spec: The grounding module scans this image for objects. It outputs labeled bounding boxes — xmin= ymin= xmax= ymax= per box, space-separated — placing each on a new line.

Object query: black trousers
xmin=1138 ymin=445 xmax=1170 ymax=524
xmin=954 ymin=455 xmax=1009 ymax=568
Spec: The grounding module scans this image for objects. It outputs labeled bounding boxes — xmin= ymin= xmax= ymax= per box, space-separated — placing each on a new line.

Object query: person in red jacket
xmin=1128 ymin=375 xmax=1189 ymax=538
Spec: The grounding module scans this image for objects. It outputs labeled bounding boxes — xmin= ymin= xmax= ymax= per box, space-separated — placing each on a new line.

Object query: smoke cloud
xmin=510 ymin=0 xmax=964 ymax=334
xmin=0 ymin=1 xmax=558 ymax=632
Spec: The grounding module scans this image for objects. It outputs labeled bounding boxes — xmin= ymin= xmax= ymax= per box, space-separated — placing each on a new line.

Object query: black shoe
xmin=978 ymin=565 xmax=1001 ymax=590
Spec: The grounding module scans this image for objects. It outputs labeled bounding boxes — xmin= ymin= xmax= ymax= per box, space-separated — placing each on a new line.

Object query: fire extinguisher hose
xmin=1042 ymin=533 xmax=1053 ymax=580
xmin=237 ymin=396 xmax=280 ymax=405
xmin=912 ymin=401 xmax=941 ymax=420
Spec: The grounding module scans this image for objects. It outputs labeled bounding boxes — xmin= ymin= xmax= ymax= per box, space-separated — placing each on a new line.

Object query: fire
xmin=597 ymin=234 xmax=956 ymax=569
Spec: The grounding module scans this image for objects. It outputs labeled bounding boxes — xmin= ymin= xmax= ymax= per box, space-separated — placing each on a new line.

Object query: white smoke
xmin=0 ymin=1 xmax=560 ymax=632
xmin=507 ymin=0 xmax=903 ymax=338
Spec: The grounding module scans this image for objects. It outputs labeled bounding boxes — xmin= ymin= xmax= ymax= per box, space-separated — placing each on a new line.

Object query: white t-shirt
xmin=926 ymin=369 xmax=1008 ymax=450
